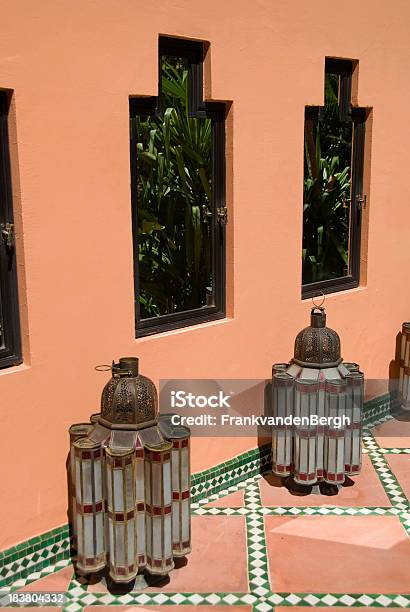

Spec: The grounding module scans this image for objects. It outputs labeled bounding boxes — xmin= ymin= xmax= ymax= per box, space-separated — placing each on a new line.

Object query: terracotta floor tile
xmin=17 ymin=566 xmax=73 ymax=592
xmin=386 ymin=454 xmax=410 ymax=499
xmin=275 ymin=609 xmax=399 ymax=612
xmin=260 ymin=455 xmax=390 ymax=507
xmin=372 ymin=415 xmax=410 ymax=448
xmin=265 ymin=515 xmax=410 ymax=593
xmin=204 ymin=488 xmax=245 ymax=507
xmin=88 ymin=516 xmax=248 ymax=593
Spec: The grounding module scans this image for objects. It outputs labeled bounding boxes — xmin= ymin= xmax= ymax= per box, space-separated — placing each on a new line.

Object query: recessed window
xmin=302 ymin=58 xmax=367 ymax=298
xmin=130 ymin=37 xmax=226 ymax=337
xmin=0 ymin=91 xmax=21 ymax=369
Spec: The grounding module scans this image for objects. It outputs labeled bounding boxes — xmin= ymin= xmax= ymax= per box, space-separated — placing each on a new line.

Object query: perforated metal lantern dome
xmin=293 ymin=308 xmax=342 ymax=368
xmin=99 ymin=357 xmax=158 ymax=430
xmin=68 ymin=357 xmax=191 ymax=584
xmin=271 ymin=306 xmax=364 ymax=487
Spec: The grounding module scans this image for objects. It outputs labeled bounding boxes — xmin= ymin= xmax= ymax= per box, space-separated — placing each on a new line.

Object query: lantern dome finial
xmin=293 ymin=307 xmax=342 ymax=368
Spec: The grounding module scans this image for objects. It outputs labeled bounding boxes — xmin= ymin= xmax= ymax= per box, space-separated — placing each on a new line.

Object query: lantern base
xmin=108 ymin=572 xmax=139 ymax=584
xmin=145 ymin=563 xmax=175 ymax=576
xmin=173 ymin=547 xmax=192 ymax=557
xmin=284 ymin=475 xmax=312 ymax=495
xmin=401 ymin=398 xmax=410 ymax=410
xmin=76 ymin=561 xmax=106 ymax=575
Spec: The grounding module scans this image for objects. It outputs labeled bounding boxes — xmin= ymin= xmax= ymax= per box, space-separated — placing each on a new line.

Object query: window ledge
xmin=0 ymin=362 xmax=30 ymax=377
xmin=136 ymin=315 xmax=234 ymax=343
xmin=302 ymin=283 xmax=367 ymax=302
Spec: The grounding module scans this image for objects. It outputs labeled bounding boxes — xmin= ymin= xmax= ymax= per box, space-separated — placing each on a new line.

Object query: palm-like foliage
xmin=302 ymin=75 xmax=352 ymax=284
xmin=136 ymin=57 xmax=212 ymax=318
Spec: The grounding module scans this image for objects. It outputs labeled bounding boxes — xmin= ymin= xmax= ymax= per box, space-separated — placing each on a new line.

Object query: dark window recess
xmin=302 ymin=58 xmax=367 ymax=298
xmin=0 ymin=91 xmax=21 ymax=368
xmin=130 ymin=37 xmax=226 ymax=337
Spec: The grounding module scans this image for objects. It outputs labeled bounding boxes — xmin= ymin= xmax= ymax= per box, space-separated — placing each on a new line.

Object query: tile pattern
xmin=0 ymin=559 xmax=72 ymax=598
xmin=377 ymin=449 xmax=410 ymax=454
xmin=362 ymin=394 xmax=396 ymax=427
xmin=190 ymin=446 xmax=271 ymax=502
xmin=1 ymin=392 xmax=410 ymax=609
xmin=244 ymin=480 xmax=271 ymax=599
xmin=0 ymin=529 xmax=70 ymax=588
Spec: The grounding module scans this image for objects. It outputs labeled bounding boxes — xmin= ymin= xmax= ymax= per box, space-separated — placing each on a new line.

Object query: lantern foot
xmin=284 ymin=475 xmax=312 ymax=495
xmin=72 ymin=567 xmax=105 ymax=587
xmin=342 ymin=475 xmax=355 ymax=487
xmin=142 ymin=571 xmax=171 ymax=588
xmin=105 ymin=576 xmax=136 ymax=595
xmin=318 ymin=481 xmax=339 ymax=496
xmin=173 ymin=556 xmax=188 ymax=569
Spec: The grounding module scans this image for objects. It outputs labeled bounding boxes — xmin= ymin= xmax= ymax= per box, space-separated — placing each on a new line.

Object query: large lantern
xmin=68 ymin=357 xmax=191 ymax=583
xmin=271 ymin=306 xmax=364 ymax=495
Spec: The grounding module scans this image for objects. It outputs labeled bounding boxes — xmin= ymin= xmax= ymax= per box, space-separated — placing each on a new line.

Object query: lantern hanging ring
xmin=95 ymin=363 xmax=133 ymax=377
xmin=94 ymin=364 xmax=112 ymax=372
xmin=311 ymin=291 xmax=325 ymax=309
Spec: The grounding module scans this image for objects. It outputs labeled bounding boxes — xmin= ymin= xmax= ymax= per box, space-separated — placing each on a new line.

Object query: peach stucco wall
xmin=0 ymin=0 xmax=409 ymax=549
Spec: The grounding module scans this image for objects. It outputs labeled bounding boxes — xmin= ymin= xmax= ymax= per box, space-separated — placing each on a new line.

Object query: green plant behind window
xmin=136 ymin=56 xmax=213 ymax=318
xmin=302 ymin=72 xmax=352 ymax=285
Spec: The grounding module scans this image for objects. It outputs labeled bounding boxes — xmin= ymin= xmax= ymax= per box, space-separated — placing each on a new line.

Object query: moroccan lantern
xmin=271 ymin=305 xmax=364 ymax=495
xmin=68 ymin=357 xmax=191 ymax=582
xmin=399 ymin=322 xmax=410 ymax=407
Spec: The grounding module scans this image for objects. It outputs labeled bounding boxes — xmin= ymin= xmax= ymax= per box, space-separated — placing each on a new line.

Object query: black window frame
xmin=302 ymin=58 xmax=367 ymax=299
xmin=130 ymin=37 xmax=226 ymax=337
xmin=0 ymin=91 xmax=21 ymax=369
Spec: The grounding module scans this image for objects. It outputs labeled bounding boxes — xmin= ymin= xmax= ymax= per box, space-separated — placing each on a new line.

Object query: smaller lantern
xmin=68 ymin=357 xmax=191 ymax=583
xmin=271 ymin=305 xmax=364 ymax=495
xmin=399 ymin=322 xmax=410 ymax=407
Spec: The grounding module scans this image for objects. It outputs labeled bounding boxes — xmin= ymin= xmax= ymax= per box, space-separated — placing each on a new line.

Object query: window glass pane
xmin=0 ymin=297 xmax=4 ymax=350
xmin=135 ymin=55 xmax=213 ymax=318
xmin=302 ymin=71 xmax=353 ymax=285
xmin=0 ymin=91 xmax=21 ymax=367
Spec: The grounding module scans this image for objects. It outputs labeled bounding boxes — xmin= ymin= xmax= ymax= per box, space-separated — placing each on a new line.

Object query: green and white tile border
xmin=245 ymin=478 xmax=271 ymax=599
xmin=1 ymin=390 xmax=410 ymax=608
xmin=0 ymin=527 xmax=70 ymax=588
xmin=191 ymin=444 xmax=271 ymax=503
xmin=362 ymin=392 xmax=399 ymax=427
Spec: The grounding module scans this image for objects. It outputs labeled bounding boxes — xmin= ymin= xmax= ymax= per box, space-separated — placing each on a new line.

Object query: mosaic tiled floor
xmin=1 ymin=412 xmax=410 ymax=611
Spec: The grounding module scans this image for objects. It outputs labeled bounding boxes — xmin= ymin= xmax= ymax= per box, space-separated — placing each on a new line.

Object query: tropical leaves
xmin=302 ymin=73 xmax=352 ymax=284
xmin=136 ymin=56 xmax=212 ymax=317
